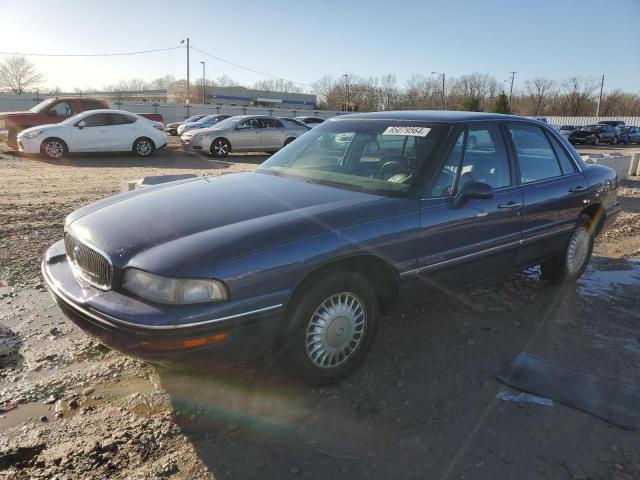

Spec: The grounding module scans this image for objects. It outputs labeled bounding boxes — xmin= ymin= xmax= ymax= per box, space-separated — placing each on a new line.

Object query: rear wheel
xmin=283 ymin=137 xmax=296 ymax=148
xmin=540 ymin=214 xmax=594 ymax=284
xmin=283 ymin=272 xmax=379 ymax=385
xmin=593 ymin=135 xmax=601 ymax=146
xmin=612 ymin=135 xmax=619 ymax=145
xmin=133 ymin=137 xmax=155 ymax=157
xmin=40 ymin=138 xmax=67 ymax=159
xmin=210 ymin=138 xmax=230 ymax=158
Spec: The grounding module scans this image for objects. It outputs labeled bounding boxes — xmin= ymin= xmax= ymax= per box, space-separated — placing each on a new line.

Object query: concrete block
xmin=585 ymin=155 xmax=631 ymax=180
xmin=630 ymin=152 xmax=640 ymax=176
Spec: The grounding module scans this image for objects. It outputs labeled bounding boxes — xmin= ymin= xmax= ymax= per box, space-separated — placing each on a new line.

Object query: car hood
xmin=18 ymin=123 xmax=62 ymax=135
xmin=0 ymin=111 xmax=34 ymax=118
xmin=65 ymin=172 xmax=381 ymax=276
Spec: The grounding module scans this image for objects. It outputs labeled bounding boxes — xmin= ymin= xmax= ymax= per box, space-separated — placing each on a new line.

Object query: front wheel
xmin=133 ymin=137 xmax=155 ymax=157
xmin=40 ymin=138 xmax=67 ymax=159
xmin=540 ymin=215 xmax=594 ymax=284
xmin=593 ymin=135 xmax=601 ymax=146
xmin=283 ymin=272 xmax=379 ymax=385
xmin=612 ymin=135 xmax=619 ymax=145
xmin=210 ymin=138 xmax=230 ymax=158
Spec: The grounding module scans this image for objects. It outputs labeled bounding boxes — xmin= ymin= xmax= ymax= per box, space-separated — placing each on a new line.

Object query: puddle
xmin=0 ymin=377 xmax=158 ymax=432
xmin=579 ymin=257 xmax=640 ymax=298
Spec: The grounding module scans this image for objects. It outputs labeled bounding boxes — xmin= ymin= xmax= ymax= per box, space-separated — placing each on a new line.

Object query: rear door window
xmin=110 ymin=113 xmax=137 ymax=125
xmin=81 ymin=100 xmax=104 ymax=111
xmin=507 ymin=124 xmax=562 ymax=183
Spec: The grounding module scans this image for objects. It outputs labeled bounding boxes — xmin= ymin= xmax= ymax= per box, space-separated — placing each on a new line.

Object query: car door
xmin=231 ymin=118 xmax=262 ymax=150
xmin=261 ymin=118 xmax=286 ymax=149
xmin=412 ymin=123 xmax=523 ymax=297
xmin=107 ymin=113 xmax=139 ymax=151
xmin=505 ymin=122 xmax=588 ymax=265
xmin=71 ymin=113 xmax=112 ymax=151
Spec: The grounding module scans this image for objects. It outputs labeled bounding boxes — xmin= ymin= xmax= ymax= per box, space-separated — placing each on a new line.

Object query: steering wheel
xmin=379 ymin=159 xmax=410 ymax=180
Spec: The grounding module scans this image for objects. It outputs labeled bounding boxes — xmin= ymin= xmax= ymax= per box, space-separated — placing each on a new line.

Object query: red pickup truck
xmin=0 ymin=97 xmax=164 ymax=149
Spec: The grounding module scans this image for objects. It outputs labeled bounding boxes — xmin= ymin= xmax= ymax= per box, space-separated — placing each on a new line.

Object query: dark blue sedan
xmin=42 ymin=111 xmax=620 ymax=384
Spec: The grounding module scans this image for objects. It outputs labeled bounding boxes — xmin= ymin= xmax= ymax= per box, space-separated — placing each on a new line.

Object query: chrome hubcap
xmin=305 ymin=292 xmax=366 ymax=369
xmin=136 ymin=140 xmax=152 ymax=156
xmin=45 ymin=141 xmax=64 ymax=158
xmin=214 ymin=141 xmax=228 ymax=155
xmin=566 ymin=226 xmax=590 ymax=273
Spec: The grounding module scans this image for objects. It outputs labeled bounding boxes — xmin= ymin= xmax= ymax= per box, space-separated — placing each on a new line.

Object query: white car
xmin=17 ymin=109 xmax=167 ymax=159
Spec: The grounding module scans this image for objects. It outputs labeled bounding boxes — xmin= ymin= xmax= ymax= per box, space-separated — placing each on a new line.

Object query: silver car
xmin=183 ymin=115 xmax=308 ymax=157
xmin=177 ymin=114 xmax=230 ymax=135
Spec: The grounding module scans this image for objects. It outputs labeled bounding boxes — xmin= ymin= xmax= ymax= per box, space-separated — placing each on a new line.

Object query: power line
xmin=0 ymin=46 xmax=183 ymax=57
xmin=190 ymin=45 xmax=312 ymax=88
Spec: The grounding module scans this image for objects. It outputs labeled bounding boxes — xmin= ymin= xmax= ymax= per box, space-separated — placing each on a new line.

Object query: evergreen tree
xmin=460 ymin=96 xmax=481 ymax=112
xmin=492 ymin=93 xmax=511 ymax=114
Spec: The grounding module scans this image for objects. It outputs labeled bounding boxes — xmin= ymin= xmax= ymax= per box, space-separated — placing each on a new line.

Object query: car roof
xmin=330 ymin=110 xmax=532 ymax=123
xmin=79 ymin=109 xmax=138 ymax=116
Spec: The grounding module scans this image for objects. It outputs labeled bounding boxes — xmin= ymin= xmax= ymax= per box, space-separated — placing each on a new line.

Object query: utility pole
xmin=181 ymin=38 xmax=190 ymax=111
xmin=200 ymin=61 xmax=206 ymax=104
xmin=596 ymin=74 xmax=604 ymax=117
xmin=508 ymin=71 xmax=517 ymax=104
xmin=431 ymin=72 xmax=445 ymax=110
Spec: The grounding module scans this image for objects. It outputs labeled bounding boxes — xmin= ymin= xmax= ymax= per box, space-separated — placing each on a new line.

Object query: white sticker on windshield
xmin=382 ymin=126 xmax=431 ymax=137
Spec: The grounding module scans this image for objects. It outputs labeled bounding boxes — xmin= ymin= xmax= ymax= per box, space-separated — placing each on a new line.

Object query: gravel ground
xmin=1 ymin=139 xmax=640 ymax=479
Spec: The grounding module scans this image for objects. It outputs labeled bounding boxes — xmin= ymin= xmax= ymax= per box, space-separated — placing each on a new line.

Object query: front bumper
xmin=42 ymin=241 xmax=285 ymax=366
xmin=0 ymin=128 xmax=7 ymax=143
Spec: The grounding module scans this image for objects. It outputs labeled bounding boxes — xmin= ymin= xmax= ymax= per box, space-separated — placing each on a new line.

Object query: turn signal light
xmin=139 ymin=332 xmax=230 ymax=351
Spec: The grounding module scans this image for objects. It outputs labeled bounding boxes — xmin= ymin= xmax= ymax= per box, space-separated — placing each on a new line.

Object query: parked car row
xmin=551 ymin=120 xmax=640 ymax=146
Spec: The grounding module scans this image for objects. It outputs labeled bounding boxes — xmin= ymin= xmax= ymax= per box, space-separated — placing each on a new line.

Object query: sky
xmin=0 ymin=0 xmax=638 ymax=94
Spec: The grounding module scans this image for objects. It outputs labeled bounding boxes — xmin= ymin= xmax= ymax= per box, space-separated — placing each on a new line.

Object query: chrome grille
xmin=64 ymin=234 xmax=113 ymax=289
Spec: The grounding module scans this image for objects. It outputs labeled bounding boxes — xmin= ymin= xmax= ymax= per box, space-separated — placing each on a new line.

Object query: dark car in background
xmin=42 ymin=111 xmax=620 ymax=384
xmin=569 ymin=124 xmax=619 ymax=145
xmin=624 ymin=126 xmax=640 ymax=144
xmin=295 ymin=116 xmax=325 ymax=128
xmin=165 ymin=114 xmax=207 ymax=135
xmin=597 ymin=120 xmax=625 ymax=128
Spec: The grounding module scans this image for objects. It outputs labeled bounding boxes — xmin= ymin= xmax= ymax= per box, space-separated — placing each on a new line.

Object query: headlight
xmin=22 ymin=130 xmax=43 ymax=139
xmin=122 ymin=268 xmax=228 ymax=304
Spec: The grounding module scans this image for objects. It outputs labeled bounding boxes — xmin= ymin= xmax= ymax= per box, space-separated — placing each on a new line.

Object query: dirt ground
xmin=1 ymin=139 xmax=640 ymax=479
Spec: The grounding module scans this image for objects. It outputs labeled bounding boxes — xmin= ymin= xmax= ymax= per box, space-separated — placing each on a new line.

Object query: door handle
xmin=568 ymin=185 xmax=587 ymax=193
xmin=498 ymin=201 xmax=521 ymax=209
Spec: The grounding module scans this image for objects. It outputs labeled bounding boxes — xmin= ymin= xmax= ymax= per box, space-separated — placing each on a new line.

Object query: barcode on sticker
xmin=383 ymin=126 xmax=431 ymax=137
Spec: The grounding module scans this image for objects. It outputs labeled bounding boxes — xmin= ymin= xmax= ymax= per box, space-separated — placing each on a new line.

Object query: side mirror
xmin=76 ymin=120 xmax=86 ymax=129
xmin=452 ymin=180 xmax=494 ymax=207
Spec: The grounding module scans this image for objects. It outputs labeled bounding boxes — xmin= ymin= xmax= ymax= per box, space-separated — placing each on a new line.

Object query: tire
xmin=210 ymin=138 xmax=230 ymax=158
xmin=540 ymin=214 xmax=594 ymax=284
xmin=612 ymin=136 xmax=618 ymax=145
xmin=283 ymin=137 xmax=296 ymax=148
xmin=593 ymin=135 xmax=600 ymax=146
xmin=282 ymin=271 xmax=380 ymax=385
xmin=40 ymin=138 xmax=67 ymax=160
xmin=133 ymin=137 xmax=155 ymax=157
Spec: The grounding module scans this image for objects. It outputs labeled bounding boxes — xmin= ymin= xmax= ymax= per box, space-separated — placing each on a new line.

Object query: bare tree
xmin=0 ymin=55 xmax=45 ymax=94
xmin=560 ymin=76 xmax=598 ymax=116
xmin=149 ymin=75 xmax=176 ymax=90
xmin=523 ymin=78 xmax=556 ymax=115
xmin=253 ymin=78 xmax=302 ymax=93
xmin=214 ymin=75 xmax=239 ymax=87
xmin=452 ymin=73 xmax=497 ymax=110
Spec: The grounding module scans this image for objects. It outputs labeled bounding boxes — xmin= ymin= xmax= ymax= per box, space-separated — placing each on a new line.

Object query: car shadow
xmin=0 ymin=324 xmax=24 ymax=377
xmin=156 ymin=256 xmax=640 ymax=479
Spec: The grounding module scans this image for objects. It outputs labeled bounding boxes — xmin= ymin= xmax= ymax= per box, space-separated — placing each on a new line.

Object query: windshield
xmin=184 ymin=114 xmax=204 ymax=123
xmin=580 ymin=125 xmax=599 ymax=131
xmin=195 ymin=115 xmax=214 ymax=123
xmin=208 ymin=117 xmax=240 ymax=130
xmin=560 ymin=125 xmax=575 ymax=130
xmin=256 ymin=119 xmax=448 ymax=196
xmin=29 ymin=98 xmax=56 ymax=113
